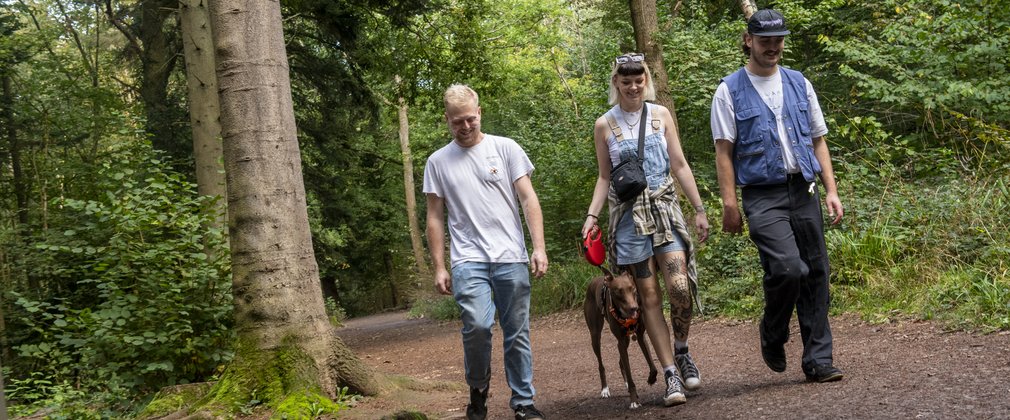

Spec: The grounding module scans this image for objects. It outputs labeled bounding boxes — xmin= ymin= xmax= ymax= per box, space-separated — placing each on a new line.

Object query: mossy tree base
xmin=196 ymin=336 xmax=345 ymax=418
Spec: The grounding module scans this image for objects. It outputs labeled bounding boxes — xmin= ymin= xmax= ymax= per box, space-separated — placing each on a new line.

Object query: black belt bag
xmin=611 ymin=105 xmax=649 ymax=203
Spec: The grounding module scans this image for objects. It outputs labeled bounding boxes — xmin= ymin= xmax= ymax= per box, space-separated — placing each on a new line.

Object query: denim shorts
xmin=614 ymin=208 xmax=686 ymax=265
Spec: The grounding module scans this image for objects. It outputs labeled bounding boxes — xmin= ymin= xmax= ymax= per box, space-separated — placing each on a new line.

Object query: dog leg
xmin=617 ymin=335 xmax=640 ymax=408
xmin=584 ymin=287 xmax=609 ymax=398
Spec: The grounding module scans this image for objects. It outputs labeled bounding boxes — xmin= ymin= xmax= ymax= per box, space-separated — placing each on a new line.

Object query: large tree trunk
xmin=628 ymin=0 xmax=684 ymax=198
xmin=201 ymin=0 xmax=378 ymax=414
xmin=395 ymin=78 xmax=429 ymax=286
xmin=739 ymin=0 xmax=758 ymax=20
xmin=628 ymin=0 xmax=678 ymax=128
xmin=138 ymin=0 xmax=180 ymax=155
xmin=179 ymin=0 xmax=227 ymax=231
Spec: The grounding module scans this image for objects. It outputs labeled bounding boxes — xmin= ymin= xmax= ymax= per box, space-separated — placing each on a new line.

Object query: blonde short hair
xmin=607 ymin=58 xmax=657 ymax=106
xmin=444 ymin=84 xmax=479 ymax=110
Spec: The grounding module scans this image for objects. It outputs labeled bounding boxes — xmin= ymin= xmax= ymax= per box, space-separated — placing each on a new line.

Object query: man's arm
xmin=514 ymin=174 xmax=548 ymax=278
xmin=425 ymin=193 xmax=452 ymax=295
xmin=714 ymin=139 xmax=743 ymax=234
xmin=812 ymin=136 xmax=843 ymax=225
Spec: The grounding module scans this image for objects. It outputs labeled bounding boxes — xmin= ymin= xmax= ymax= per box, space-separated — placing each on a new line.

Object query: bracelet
xmin=586 ymin=213 xmax=598 ymax=220
xmin=693 ymin=204 xmax=706 ymax=213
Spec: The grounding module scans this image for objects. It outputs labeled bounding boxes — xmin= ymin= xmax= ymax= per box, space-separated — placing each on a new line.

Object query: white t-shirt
xmin=711 ymin=67 xmax=828 ymax=172
xmin=422 ymin=134 xmax=534 ymax=267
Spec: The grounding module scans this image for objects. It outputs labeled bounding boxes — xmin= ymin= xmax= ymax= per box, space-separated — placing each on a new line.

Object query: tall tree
xmin=202 ymin=0 xmax=378 ymax=413
xmin=179 ymin=0 xmax=226 ymax=230
xmin=628 ymin=0 xmax=678 ymax=127
xmin=394 ymin=76 xmax=429 ymax=284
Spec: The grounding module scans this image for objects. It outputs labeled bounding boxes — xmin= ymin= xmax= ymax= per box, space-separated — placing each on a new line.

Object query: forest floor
xmin=335 ymin=309 xmax=1010 ymax=419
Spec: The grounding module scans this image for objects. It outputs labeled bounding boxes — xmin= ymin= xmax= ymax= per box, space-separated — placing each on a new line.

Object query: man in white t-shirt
xmin=423 ymin=84 xmax=548 ymax=420
xmin=710 ymin=9 xmax=845 ymax=384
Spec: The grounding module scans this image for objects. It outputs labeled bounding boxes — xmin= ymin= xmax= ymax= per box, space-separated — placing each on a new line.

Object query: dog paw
xmin=629 ymin=402 xmax=641 ymax=409
xmin=647 ymin=370 xmax=658 ymax=385
xmin=600 ymin=387 xmax=610 ymax=398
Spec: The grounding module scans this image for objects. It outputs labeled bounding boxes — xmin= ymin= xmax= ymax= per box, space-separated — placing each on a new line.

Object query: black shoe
xmin=467 ymin=387 xmax=488 ymax=420
xmin=804 ymin=364 xmax=844 ymax=383
xmin=675 ymin=350 xmax=701 ymax=391
xmin=514 ymin=404 xmax=545 ymax=420
xmin=662 ymin=370 xmax=687 ymax=406
xmin=760 ymin=340 xmax=787 ymax=372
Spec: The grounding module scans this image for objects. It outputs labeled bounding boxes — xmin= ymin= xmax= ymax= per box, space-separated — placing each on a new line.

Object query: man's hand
xmin=434 ymin=267 xmax=452 ymax=295
xmin=530 ymin=249 xmax=548 ymax=278
xmin=825 ymin=192 xmax=844 ymax=225
xmin=722 ymin=204 xmax=743 ymax=234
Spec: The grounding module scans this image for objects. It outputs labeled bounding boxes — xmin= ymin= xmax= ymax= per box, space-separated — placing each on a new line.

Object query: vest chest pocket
xmin=796 ymin=101 xmax=812 ymax=138
xmin=734 ymin=106 xmax=765 ymax=147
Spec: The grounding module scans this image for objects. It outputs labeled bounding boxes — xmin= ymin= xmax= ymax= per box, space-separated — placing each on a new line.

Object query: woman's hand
xmin=694 ymin=211 xmax=710 ymax=243
xmin=581 ymin=215 xmax=598 ymax=239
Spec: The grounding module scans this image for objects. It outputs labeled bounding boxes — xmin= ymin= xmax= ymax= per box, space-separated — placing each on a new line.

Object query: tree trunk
xmin=3 ymin=75 xmax=27 ymax=227
xmin=138 ymin=0 xmax=180 ymax=155
xmin=739 ymin=0 xmax=758 ymax=20
xmin=180 ymin=0 xmax=227 ymax=232
xmin=628 ymin=0 xmax=684 ymax=198
xmin=202 ymin=0 xmax=378 ymax=414
xmin=394 ymin=78 xmax=429 ymax=286
xmin=628 ymin=0 xmax=678 ymax=128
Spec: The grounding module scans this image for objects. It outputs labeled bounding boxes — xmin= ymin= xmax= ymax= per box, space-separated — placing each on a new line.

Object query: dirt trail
xmin=336 ymin=310 xmax=1010 ymax=419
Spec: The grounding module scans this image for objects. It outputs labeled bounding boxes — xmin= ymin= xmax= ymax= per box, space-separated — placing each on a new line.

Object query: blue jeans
xmin=452 ymin=262 xmax=535 ymax=409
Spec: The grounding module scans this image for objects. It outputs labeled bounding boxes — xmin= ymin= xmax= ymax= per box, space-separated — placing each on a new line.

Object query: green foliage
xmin=530 ymin=261 xmax=597 ymax=316
xmin=7 ymin=143 xmax=233 ymax=402
xmin=408 ymin=295 xmax=460 ymax=321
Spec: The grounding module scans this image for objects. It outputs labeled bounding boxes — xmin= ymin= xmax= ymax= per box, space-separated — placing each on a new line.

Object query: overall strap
xmin=636 ymin=104 xmax=648 ymax=160
xmin=605 ymin=112 xmax=624 ymax=142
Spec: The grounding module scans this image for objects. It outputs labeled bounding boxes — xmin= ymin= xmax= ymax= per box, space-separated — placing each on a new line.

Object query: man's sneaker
xmin=675 ymin=351 xmax=702 ymax=390
xmin=662 ymin=370 xmax=687 ymax=406
xmin=466 ymin=387 xmax=488 ymax=420
xmin=514 ymin=404 xmax=545 ymax=420
xmin=804 ymin=364 xmax=844 ymax=383
xmin=760 ymin=339 xmax=787 ymax=373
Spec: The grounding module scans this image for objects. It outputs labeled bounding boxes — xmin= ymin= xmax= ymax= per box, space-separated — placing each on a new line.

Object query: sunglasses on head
xmin=614 ymin=53 xmax=645 ymax=65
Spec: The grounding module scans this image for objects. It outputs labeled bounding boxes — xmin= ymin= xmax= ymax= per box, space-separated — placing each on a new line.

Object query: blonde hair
xmin=444 ymin=84 xmax=479 ymax=110
xmin=607 ymin=59 xmax=657 ymax=106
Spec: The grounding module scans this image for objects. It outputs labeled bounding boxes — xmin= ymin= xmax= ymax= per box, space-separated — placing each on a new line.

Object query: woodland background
xmin=0 ymin=0 xmax=1008 ymax=417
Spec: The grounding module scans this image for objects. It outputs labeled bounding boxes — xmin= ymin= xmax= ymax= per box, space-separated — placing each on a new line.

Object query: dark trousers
xmin=742 ymin=175 xmax=834 ymax=369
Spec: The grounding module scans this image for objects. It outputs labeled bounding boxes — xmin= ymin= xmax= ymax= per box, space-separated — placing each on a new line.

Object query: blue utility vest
xmin=722 ymin=67 xmax=821 ymax=186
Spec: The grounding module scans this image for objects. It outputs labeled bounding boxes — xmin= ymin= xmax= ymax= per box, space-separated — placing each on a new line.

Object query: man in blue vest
xmin=710 ymin=9 xmax=844 ymax=383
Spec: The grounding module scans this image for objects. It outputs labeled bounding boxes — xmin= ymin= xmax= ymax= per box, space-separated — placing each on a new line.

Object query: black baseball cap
xmin=748 ymin=9 xmax=790 ymax=36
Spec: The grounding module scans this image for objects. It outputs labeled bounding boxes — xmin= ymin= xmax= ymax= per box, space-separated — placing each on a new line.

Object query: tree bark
xmin=2 ymin=76 xmax=26 ymax=227
xmin=628 ymin=0 xmax=684 ymax=199
xmin=739 ymin=0 xmax=759 ymax=20
xmin=138 ymin=0 xmax=180 ymax=155
xmin=180 ymin=0 xmax=227 ymax=232
xmin=205 ymin=0 xmax=378 ymax=410
xmin=628 ymin=0 xmax=678 ymax=128
xmin=394 ymin=77 xmax=429 ymax=285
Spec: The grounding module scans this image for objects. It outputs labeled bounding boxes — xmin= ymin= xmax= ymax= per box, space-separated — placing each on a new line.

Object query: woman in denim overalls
xmin=581 ymin=53 xmax=710 ymax=407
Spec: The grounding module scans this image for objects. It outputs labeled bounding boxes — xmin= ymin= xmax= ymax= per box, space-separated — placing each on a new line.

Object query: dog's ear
xmin=600 ymin=266 xmax=614 ymax=282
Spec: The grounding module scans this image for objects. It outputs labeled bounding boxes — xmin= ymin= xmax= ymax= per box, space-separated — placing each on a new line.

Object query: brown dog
xmin=583 ymin=267 xmax=658 ymax=409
